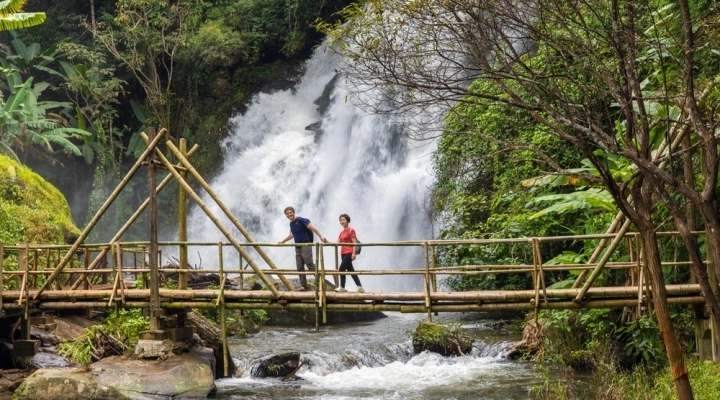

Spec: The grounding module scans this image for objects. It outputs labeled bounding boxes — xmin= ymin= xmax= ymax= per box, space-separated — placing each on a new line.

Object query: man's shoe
xmin=296 ymin=287 xmax=308 ymax=291
xmin=334 ymin=287 xmax=347 ymax=292
xmin=356 ymin=287 xmax=365 ymax=293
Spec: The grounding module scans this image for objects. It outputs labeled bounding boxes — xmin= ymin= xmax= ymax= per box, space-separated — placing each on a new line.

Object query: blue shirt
xmin=290 ymin=216 xmax=313 ymax=243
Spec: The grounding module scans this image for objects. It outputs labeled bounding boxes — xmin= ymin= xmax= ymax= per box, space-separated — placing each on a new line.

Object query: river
xmin=216 ymin=313 xmax=548 ymax=400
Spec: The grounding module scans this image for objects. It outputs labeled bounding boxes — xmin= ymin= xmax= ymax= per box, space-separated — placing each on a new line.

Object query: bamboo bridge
xmin=0 ymin=129 xmax=715 ymax=364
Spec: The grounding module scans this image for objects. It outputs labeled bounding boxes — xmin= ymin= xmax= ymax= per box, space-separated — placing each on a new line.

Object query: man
xmin=278 ymin=206 xmax=328 ymax=291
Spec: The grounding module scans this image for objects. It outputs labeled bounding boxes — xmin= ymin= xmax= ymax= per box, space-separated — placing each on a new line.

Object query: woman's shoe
xmin=356 ymin=287 xmax=365 ymax=293
xmin=334 ymin=287 xmax=347 ymax=292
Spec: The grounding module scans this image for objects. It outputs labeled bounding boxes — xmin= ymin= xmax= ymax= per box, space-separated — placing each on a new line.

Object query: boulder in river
xmin=411 ymin=322 xmax=473 ymax=357
xmin=12 ymin=347 xmax=216 ymax=400
xmin=251 ymin=352 xmax=300 ymax=378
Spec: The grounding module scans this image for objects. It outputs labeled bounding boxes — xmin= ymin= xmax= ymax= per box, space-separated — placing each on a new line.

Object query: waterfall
xmin=185 ymin=46 xmax=435 ymax=291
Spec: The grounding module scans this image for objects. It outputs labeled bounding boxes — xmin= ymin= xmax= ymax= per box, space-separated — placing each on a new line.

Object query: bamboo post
xmin=531 ymin=239 xmax=540 ymax=323
xmin=141 ymin=134 xmax=281 ymax=298
xmin=216 ymin=243 xmax=229 ymax=376
xmin=315 ymin=243 xmax=320 ymax=332
xmin=321 ymin=245 xmax=327 ymax=324
xmin=17 ymin=245 xmax=28 ymax=307
xmin=34 ymin=129 xmax=168 ymax=298
xmin=0 ymin=243 xmax=3 ymax=317
xmin=334 ymin=246 xmax=339 ymax=287
xmin=423 ymin=243 xmax=432 ymax=323
xmin=574 ymin=221 xmax=633 ymax=302
xmin=164 ymin=140 xmax=294 ymax=291
xmin=69 ymin=144 xmax=199 ymax=290
xmin=116 ymin=243 xmax=125 ymax=304
xmin=148 ymin=128 xmax=161 ymax=331
xmin=141 ymin=246 xmax=148 ymax=289
xmin=178 ymin=138 xmax=189 ymax=290
xmin=108 ymin=244 xmax=120 ymax=306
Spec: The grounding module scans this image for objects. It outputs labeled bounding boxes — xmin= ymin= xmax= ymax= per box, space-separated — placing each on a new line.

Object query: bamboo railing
xmin=0 ymin=231 xmax=711 ymax=330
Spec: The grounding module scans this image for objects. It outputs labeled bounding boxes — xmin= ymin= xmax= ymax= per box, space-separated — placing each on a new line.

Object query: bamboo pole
xmin=217 ymin=242 xmax=229 ymax=377
xmin=4 ymin=295 xmax=705 ymax=313
xmin=69 ymin=144 xmax=199 ymax=290
xmin=116 ymin=243 xmax=125 ymax=304
xmin=108 ymin=245 xmax=120 ymax=307
xmin=423 ymin=243 xmax=432 ymax=322
xmin=140 ymin=134 xmax=281 ymax=298
xmin=164 ymin=140 xmax=294 ymax=292
xmin=17 ymin=245 xmax=28 ymax=307
xmin=320 ymin=244 xmax=327 ymax=324
xmin=575 ymin=220 xmax=633 ymax=302
xmin=178 ymin=138 xmax=189 ymax=290
xmin=334 ymin=246 xmax=339 ymax=287
xmin=35 ymin=129 xmax=168 ymax=298
xmin=2 ymin=283 xmax=698 ymax=301
xmin=572 ymin=213 xmax=626 ymax=287
xmin=315 ymin=243 xmax=320 ymax=332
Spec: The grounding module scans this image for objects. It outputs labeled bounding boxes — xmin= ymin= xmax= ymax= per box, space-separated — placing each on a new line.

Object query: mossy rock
xmin=0 ymin=154 xmax=80 ymax=245
xmin=412 ymin=322 xmax=473 ymax=357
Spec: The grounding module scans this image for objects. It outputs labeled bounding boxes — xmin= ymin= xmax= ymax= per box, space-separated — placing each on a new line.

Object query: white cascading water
xmin=185 ymin=47 xmax=435 ymax=292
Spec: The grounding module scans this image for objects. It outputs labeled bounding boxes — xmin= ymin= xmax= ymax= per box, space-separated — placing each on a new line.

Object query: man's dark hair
xmin=284 ymin=206 xmax=295 ymax=214
xmin=339 ymin=213 xmax=351 ymax=223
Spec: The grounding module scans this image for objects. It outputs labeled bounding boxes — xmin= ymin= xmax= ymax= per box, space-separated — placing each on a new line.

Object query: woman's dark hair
xmin=339 ymin=213 xmax=351 ymax=223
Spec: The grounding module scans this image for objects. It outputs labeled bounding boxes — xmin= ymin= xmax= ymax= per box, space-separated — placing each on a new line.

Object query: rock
xmin=13 ymin=348 xmax=216 ymax=400
xmin=0 ymin=369 xmax=32 ymax=394
xmin=411 ymin=322 xmax=473 ymax=357
xmin=12 ymin=368 xmax=96 ymax=400
xmin=15 ymin=352 xmax=73 ymax=369
xmin=31 ymin=326 xmax=63 ymax=346
xmin=503 ymin=339 xmax=528 ymax=360
xmin=313 ymin=72 xmax=341 ymax=116
xmin=250 ymin=352 xmax=300 ymax=378
xmin=0 ymin=341 xmax=13 ymax=369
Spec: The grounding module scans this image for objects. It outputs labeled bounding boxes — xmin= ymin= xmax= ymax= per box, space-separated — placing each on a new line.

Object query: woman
xmin=335 ymin=214 xmax=364 ymax=292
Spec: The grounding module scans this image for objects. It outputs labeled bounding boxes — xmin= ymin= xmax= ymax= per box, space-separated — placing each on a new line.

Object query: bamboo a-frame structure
xmin=34 ymin=129 xmax=292 ymax=303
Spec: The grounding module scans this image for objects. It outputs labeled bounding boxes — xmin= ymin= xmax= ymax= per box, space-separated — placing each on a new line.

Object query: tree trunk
xmin=639 ymin=226 xmax=693 ymax=400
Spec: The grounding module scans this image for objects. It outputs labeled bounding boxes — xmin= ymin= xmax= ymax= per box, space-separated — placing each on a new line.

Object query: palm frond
xmin=0 ymin=12 xmax=46 ymax=31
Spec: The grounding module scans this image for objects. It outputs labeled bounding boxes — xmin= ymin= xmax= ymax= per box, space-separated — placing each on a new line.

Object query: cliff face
xmin=0 ymin=154 xmax=80 ymax=245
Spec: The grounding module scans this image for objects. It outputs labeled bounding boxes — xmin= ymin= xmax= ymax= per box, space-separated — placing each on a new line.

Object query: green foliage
xmin=539 ymin=308 xmax=618 ymax=370
xmin=0 ymin=35 xmax=93 ymax=164
xmin=57 ymin=309 xmax=149 ymax=365
xmin=0 ymin=152 xmax=79 ymax=244
xmin=0 ymin=0 xmax=46 ymax=31
xmin=411 ymin=321 xmax=473 ymax=356
xmin=246 ymin=309 xmax=268 ymax=325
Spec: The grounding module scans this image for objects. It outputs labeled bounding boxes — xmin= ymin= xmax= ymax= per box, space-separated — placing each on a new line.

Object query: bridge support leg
xmin=694 ymin=316 xmax=715 ymax=361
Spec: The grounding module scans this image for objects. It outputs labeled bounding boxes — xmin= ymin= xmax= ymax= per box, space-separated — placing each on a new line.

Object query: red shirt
xmin=338 ymin=227 xmax=357 ymax=255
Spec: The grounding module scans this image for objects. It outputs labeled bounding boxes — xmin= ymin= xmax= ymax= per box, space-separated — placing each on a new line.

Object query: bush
xmin=411 ymin=322 xmax=473 ymax=356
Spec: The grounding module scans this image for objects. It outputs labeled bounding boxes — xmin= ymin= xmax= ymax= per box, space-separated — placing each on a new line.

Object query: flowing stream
xmin=217 ymin=313 xmax=542 ymax=400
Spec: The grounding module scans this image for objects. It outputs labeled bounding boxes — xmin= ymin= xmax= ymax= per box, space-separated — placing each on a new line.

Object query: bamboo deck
xmin=0 ymin=284 xmax=704 ymax=313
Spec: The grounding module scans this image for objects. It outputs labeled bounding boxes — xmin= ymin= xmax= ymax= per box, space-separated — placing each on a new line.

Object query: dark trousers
xmin=339 ymin=253 xmax=362 ymax=288
xmin=295 ymin=245 xmax=316 ymax=288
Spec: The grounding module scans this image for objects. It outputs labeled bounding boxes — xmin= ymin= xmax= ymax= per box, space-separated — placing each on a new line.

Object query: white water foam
xmin=185 ymin=46 xmax=435 ymax=291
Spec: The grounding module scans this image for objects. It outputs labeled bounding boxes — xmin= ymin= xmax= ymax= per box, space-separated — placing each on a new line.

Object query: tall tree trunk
xmin=633 ymin=183 xmax=693 ymax=399
xmin=90 ymin=0 xmax=96 ymax=32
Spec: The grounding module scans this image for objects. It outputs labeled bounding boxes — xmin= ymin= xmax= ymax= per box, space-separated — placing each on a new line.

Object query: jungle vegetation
xmin=0 ymin=0 xmax=352 ymax=242
xmin=318 ymin=0 xmax=720 ymax=398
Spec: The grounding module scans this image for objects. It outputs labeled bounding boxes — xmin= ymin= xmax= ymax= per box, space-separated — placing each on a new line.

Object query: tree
xmin=0 ymin=0 xmax=45 ymax=31
xmin=320 ymin=1 xmax=720 ymax=397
